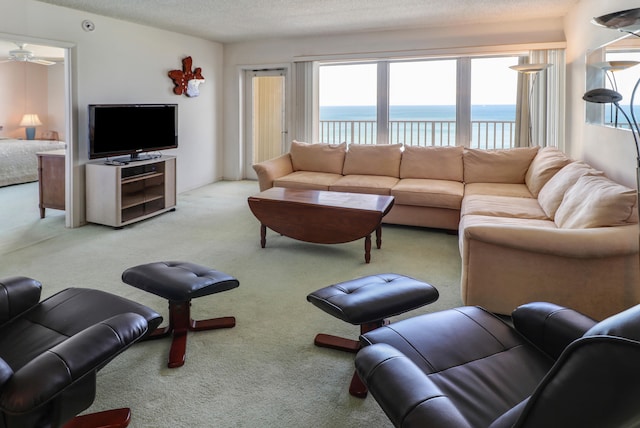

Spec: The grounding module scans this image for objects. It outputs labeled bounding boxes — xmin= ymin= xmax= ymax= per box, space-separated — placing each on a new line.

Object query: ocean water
xmin=319 ymin=105 xmax=517 ymax=148
xmin=320 ymin=105 xmax=516 ymax=121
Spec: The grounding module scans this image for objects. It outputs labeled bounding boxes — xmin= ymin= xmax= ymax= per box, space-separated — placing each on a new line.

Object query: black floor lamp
xmin=589 ymin=7 xmax=640 ymax=273
xmin=583 ymin=87 xmax=640 ymax=271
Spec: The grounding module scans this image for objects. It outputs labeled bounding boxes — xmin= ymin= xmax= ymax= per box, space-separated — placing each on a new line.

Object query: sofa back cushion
xmin=538 ymin=161 xmax=604 ymax=219
xmin=463 ymin=147 xmax=539 ymax=184
xmin=342 ymin=144 xmax=403 ymax=177
xmin=290 ymin=141 xmax=346 ymax=174
xmin=400 ymin=145 xmax=464 ymax=181
xmin=555 ymin=175 xmax=637 ymax=228
xmin=525 ymin=146 xmax=573 ymax=197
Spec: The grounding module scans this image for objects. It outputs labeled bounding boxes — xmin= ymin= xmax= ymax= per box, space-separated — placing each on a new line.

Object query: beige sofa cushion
xmin=342 ymin=144 xmax=402 ymax=177
xmin=525 ymin=146 xmax=573 ymax=197
xmin=290 ymin=141 xmax=346 ymax=174
xmin=391 ymin=179 xmax=464 ymax=210
xmin=461 ymin=194 xmax=549 ymax=220
xmin=463 ymin=147 xmax=539 ymax=184
xmin=464 ymin=183 xmax=533 ymax=198
xmin=555 ymin=175 xmax=637 ymax=228
xmin=273 ymin=171 xmax=343 ymax=190
xmin=330 ymin=175 xmax=399 ymax=195
xmin=400 ymin=145 xmax=464 ymax=181
xmin=537 ymin=161 xmax=604 ymax=219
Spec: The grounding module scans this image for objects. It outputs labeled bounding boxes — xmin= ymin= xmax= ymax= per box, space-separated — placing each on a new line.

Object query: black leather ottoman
xmin=307 ymin=273 xmax=438 ymax=398
xmin=122 ymin=261 xmax=239 ymax=368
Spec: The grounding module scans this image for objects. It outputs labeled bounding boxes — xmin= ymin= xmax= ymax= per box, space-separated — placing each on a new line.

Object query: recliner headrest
xmin=584 ymin=304 xmax=640 ymax=342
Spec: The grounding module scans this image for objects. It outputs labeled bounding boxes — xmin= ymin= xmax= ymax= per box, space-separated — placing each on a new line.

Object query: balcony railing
xmin=319 ymin=119 xmax=517 ymax=149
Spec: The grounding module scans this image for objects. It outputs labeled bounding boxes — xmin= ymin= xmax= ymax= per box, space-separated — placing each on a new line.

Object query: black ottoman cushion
xmin=122 ymin=261 xmax=239 ymax=301
xmin=307 ymin=273 xmax=439 ymax=325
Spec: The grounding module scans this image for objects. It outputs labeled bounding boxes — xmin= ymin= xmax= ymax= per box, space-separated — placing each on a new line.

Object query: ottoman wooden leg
xmin=63 ymin=408 xmax=131 ymax=428
xmin=349 ymin=371 xmax=368 ymax=399
xmin=146 ymin=300 xmax=236 ymax=368
xmin=313 ymin=320 xmax=386 ymax=398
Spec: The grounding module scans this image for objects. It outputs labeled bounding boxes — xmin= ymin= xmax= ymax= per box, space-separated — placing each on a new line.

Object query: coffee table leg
xmin=376 ymin=225 xmax=382 ymax=249
xmin=260 ymin=224 xmax=266 ymax=248
xmin=364 ymin=235 xmax=371 ymax=263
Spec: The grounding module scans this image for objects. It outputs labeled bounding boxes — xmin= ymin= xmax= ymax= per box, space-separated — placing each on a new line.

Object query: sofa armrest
xmin=355 ymin=344 xmax=472 ymax=428
xmin=0 ymin=312 xmax=148 ymax=414
xmin=512 ymin=302 xmax=596 ymax=360
xmin=252 ymin=153 xmax=294 ymax=191
xmin=462 ymin=223 xmax=637 ymax=258
xmin=0 ymin=277 xmax=42 ymax=325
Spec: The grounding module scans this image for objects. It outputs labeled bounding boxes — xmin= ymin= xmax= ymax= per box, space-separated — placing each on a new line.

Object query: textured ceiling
xmin=36 ymin=0 xmax=580 ymax=43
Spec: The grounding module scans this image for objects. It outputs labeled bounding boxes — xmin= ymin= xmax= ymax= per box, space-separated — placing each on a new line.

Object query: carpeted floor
xmin=0 ymin=180 xmax=462 ymax=427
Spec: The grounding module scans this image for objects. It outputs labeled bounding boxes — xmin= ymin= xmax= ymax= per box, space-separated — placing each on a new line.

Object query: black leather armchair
xmin=0 ymin=276 xmax=163 ymax=428
xmin=355 ymin=302 xmax=640 ymax=428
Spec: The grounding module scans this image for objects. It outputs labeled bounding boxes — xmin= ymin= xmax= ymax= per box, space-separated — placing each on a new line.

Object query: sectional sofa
xmin=253 ymin=141 xmax=640 ymax=320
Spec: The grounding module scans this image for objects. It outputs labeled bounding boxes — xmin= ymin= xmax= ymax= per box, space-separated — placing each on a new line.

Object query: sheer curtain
xmin=529 ymin=49 xmax=566 ymax=149
xmin=291 ymin=61 xmax=317 ymax=144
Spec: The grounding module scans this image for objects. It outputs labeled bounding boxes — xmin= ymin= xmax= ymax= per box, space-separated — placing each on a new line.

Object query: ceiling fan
xmin=0 ymin=43 xmax=56 ymax=66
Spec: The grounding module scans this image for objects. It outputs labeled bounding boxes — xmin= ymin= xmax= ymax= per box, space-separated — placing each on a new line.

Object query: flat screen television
xmin=88 ymin=104 xmax=178 ymax=161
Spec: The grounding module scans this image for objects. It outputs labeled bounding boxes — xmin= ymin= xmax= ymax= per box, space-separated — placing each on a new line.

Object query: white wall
xmin=565 ymin=0 xmax=640 ymax=188
xmin=222 ymin=17 xmax=566 ymax=180
xmin=47 ymin=63 xmax=66 ymax=140
xmin=0 ymin=62 xmax=49 ymax=139
xmin=2 ymin=0 xmax=223 ymax=225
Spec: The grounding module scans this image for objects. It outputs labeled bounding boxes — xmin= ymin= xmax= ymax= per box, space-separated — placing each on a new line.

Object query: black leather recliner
xmin=0 ymin=276 xmax=163 ymax=428
xmin=355 ymin=301 xmax=640 ymax=428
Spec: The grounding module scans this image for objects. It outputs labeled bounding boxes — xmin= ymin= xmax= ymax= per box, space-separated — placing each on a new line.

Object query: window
xmin=318 ymin=55 xmax=521 ymax=149
xmin=389 ymin=60 xmax=457 ymax=146
xmin=602 ymin=50 xmax=640 ymax=129
xmin=470 ymin=57 xmax=518 ymax=149
xmin=319 ymin=63 xmax=377 ymax=144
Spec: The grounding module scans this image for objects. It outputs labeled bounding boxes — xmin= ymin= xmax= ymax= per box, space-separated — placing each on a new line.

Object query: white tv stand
xmin=86 ymin=155 xmax=176 ymax=228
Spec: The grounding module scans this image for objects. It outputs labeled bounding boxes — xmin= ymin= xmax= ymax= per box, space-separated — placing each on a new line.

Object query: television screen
xmin=88 ymin=104 xmax=178 ymax=160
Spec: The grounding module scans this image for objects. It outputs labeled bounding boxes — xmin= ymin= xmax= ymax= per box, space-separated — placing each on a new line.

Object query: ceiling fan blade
xmin=31 ymin=58 xmax=55 ymax=66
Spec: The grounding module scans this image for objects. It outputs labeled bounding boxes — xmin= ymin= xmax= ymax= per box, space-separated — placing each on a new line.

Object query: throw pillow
xmin=290 ymin=141 xmax=346 ymax=174
xmin=525 ymin=146 xmax=573 ymax=197
xmin=342 ymin=144 xmax=402 ymax=177
xmin=555 ymin=175 xmax=637 ymax=228
xmin=463 ymin=147 xmax=539 ymax=184
xmin=400 ymin=145 xmax=464 ymax=181
xmin=537 ymin=161 xmax=604 ymax=219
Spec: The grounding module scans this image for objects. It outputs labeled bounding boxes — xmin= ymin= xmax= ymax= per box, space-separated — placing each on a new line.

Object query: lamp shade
xmin=594 ymin=61 xmax=640 ymax=72
xmin=19 ymin=114 xmax=42 ymax=127
xmin=583 ymin=88 xmax=623 ymax=104
xmin=509 ymin=64 xmax=552 ymax=74
xmin=592 ymin=8 xmax=640 ymax=31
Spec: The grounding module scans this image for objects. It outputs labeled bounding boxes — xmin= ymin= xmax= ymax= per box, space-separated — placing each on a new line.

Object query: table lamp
xmin=19 ymin=114 xmax=42 ymax=140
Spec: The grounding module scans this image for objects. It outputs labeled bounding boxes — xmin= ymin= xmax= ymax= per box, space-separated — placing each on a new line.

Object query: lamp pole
xmin=583 ymin=88 xmax=640 ymax=286
xmin=510 ymin=64 xmax=551 ymax=146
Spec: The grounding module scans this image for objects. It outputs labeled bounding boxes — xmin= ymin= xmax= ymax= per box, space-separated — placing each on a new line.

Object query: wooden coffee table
xmin=247 ymin=187 xmax=394 ymax=263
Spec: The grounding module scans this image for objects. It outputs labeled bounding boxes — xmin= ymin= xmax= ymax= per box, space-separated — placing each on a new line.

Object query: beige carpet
xmin=0 ymin=180 xmax=462 ymax=428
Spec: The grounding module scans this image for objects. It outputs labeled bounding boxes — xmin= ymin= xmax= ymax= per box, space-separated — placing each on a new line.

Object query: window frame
xmin=317 ymin=53 xmax=525 ymax=148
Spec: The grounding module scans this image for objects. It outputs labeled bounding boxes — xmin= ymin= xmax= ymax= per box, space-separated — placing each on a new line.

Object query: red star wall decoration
xmin=168 ymin=56 xmax=205 ymax=97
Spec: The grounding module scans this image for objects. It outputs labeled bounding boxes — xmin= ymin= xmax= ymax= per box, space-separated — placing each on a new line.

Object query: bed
xmin=0 ymin=139 xmax=67 ymax=187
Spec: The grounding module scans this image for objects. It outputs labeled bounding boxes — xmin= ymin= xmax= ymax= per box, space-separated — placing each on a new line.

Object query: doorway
xmin=244 ymin=69 xmax=287 ymax=180
xmin=0 ymin=34 xmax=73 ymax=237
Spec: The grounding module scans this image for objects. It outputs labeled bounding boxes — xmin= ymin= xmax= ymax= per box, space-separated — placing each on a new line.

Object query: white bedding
xmin=0 ymin=139 xmax=66 ymax=187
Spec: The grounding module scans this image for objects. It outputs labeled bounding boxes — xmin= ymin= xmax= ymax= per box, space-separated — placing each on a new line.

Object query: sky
xmin=319 ymin=56 xmax=519 ymax=106
xmin=604 ymin=51 xmax=640 ymax=103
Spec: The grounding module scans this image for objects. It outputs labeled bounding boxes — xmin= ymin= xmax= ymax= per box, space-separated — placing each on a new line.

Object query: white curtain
xmin=529 ymin=49 xmax=566 ymax=149
xmin=291 ymin=61 xmax=317 ymax=144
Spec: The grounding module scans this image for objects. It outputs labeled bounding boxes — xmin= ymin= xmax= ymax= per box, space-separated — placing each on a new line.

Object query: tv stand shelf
xmin=86 ymin=156 xmax=176 ymax=228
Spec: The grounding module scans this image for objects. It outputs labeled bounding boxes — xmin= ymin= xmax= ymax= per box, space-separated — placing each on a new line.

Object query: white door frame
xmin=241 ymin=65 xmax=291 ymax=179
xmin=0 ymin=32 xmax=76 ymax=227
